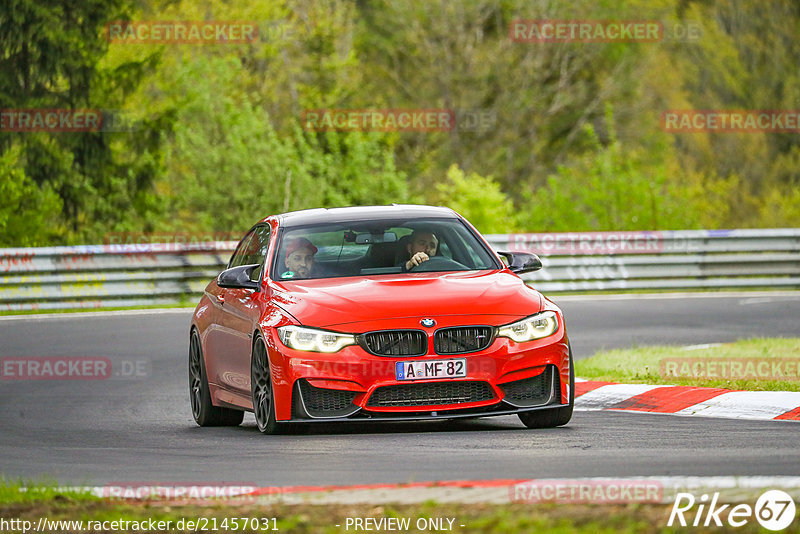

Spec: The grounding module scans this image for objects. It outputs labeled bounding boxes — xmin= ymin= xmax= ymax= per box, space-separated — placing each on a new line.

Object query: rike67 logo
xmin=668 ymin=490 xmax=796 ymax=531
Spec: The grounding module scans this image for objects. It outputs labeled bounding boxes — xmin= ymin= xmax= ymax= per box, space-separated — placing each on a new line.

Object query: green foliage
xmin=2 ymin=0 xmax=800 ymax=246
xmin=436 ymin=164 xmax=517 ymax=234
xmin=757 ymin=185 xmax=800 ymax=227
xmin=0 ymin=0 xmax=169 ymax=244
xmin=519 ymin=109 xmax=700 ymax=231
xmin=0 ymin=478 xmax=97 ymax=504
xmin=0 ymin=147 xmax=63 ymax=246
xmin=159 ymin=56 xmax=408 ymax=233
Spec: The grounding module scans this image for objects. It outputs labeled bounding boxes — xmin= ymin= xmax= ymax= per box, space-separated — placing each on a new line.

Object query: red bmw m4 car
xmin=189 ymin=205 xmax=573 ymax=433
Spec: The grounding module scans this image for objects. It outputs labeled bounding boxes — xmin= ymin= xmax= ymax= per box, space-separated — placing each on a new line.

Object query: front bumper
xmin=291 ymin=401 xmax=570 ymax=424
xmin=264 ymin=313 xmax=571 ymax=422
xmin=289 ymin=365 xmax=566 ymax=423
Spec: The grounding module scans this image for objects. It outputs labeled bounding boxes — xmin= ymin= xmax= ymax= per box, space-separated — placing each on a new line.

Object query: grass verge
xmin=0 ymin=480 xmax=98 ymax=505
xmin=0 ymin=492 xmax=777 ymax=533
xmin=575 ymin=337 xmax=800 ymax=391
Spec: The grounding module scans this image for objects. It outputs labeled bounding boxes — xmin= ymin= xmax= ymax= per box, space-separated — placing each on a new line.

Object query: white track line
xmin=573 ymin=382 xmax=800 ymax=421
xmin=677 ymin=391 xmax=800 ymax=419
xmin=574 ymin=384 xmax=663 ymax=410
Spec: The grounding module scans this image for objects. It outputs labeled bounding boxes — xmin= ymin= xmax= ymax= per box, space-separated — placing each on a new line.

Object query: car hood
xmin=271 ymin=270 xmax=543 ymax=328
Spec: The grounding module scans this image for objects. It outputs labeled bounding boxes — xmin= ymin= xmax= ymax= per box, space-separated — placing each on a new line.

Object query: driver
xmin=400 ymin=230 xmax=438 ymax=271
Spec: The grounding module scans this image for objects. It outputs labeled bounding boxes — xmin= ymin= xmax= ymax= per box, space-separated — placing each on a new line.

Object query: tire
xmin=251 ymin=335 xmax=285 ymax=434
xmin=518 ymin=346 xmax=574 ymax=429
xmin=189 ymin=330 xmax=244 ymax=427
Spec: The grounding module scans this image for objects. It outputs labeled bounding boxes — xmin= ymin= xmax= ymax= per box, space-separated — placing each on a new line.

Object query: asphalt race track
xmin=0 ymin=293 xmax=798 ymax=486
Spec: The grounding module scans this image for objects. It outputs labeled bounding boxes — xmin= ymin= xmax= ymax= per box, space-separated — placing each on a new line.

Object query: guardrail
xmin=1 ymin=229 xmax=799 ymax=311
xmin=0 ymin=242 xmax=238 ymax=311
xmin=494 ymin=229 xmax=800 ymax=292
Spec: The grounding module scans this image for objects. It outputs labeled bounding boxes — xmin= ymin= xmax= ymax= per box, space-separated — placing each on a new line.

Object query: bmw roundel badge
xmin=420 ymin=318 xmax=436 ymax=328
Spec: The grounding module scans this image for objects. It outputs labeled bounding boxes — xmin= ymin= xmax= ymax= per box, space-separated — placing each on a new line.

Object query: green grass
xmin=0 ymin=479 xmax=98 ymax=504
xmin=4 ymin=480 xmax=796 ymax=533
xmin=0 ymin=492 xmax=776 ymax=533
xmin=575 ymin=337 xmax=800 ymax=391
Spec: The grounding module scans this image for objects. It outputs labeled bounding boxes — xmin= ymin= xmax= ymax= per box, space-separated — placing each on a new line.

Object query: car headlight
xmin=277 ymin=325 xmax=356 ymax=353
xmin=496 ymin=311 xmax=559 ymax=343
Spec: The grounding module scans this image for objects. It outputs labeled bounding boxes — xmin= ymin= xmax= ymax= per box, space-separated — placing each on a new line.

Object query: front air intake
xmin=297 ymin=380 xmax=359 ymax=418
xmin=499 ymin=366 xmax=555 ymax=407
xmin=366 ymin=380 xmax=495 ymax=408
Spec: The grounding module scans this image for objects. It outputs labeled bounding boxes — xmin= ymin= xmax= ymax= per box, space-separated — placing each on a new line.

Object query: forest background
xmin=2 ymin=0 xmax=799 ymax=246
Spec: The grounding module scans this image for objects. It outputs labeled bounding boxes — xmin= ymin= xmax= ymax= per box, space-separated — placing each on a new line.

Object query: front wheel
xmin=518 ymin=347 xmax=574 ymax=429
xmin=189 ymin=330 xmax=244 ymax=427
xmin=251 ymin=336 xmax=285 ymax=434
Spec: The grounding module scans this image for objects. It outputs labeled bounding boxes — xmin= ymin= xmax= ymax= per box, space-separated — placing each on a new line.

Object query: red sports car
xmin=189 ymin=205 xmax=573 ymax=433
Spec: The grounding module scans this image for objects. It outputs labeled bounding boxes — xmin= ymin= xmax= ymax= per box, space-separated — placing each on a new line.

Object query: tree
xmin=519 ymin=109 xmax=704 ymax=231
xmin=0 ymin=0 xmax=169 ymax=244
xmin=158 ymin=56 xmax=408 ymax=233
xmin=435 ymin=164 xmax=517 ymax=234
xmin=0 ymin=146 xmax=62 ymax=246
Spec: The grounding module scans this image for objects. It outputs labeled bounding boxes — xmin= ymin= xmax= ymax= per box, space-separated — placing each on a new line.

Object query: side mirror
xmin=497 ymin=251 xmax=542 ymax=275
xmin=217 ymin=264 xmax=261 ymax=290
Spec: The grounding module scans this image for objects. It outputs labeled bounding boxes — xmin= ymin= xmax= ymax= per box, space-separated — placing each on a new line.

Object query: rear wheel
xmin=518 ymin=347 xmax=574 ymax=429
xmin=189 ymin=330 xmax=244 ymax=427
xmin=251 ymin=336 xmax=285 ymax=434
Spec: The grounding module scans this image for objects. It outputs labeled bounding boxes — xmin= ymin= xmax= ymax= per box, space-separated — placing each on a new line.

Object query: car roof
xmin=271 ymin=204 xmax=459 ymax=228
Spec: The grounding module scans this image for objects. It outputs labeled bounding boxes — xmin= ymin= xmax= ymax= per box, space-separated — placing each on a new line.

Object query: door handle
xmin=215 ymin=293 xmax=225 ymax=304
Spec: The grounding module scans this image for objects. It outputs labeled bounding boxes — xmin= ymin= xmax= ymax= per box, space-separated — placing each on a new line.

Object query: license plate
xmin=395 ymin=358 xmax=467 ymax=381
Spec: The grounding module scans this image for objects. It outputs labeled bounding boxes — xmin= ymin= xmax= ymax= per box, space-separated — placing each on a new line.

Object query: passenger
xmin=399 ymin=230 xmax=438 ymax=271
xmin=283 ymin=237 xmax=320 ymax=279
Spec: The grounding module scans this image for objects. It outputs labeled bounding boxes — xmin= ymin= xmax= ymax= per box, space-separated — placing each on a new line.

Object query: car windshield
xmin=271 ymin=217 xmax=501 ymax=281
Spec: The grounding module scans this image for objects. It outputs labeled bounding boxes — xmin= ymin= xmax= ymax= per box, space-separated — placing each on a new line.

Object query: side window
xmin=228 ymin=231 xmax=256 ymax=269
xmin=441 ymin=228 xmax=487 ymax=268
xmin=245 ymin=226 xmax=271 ymax=281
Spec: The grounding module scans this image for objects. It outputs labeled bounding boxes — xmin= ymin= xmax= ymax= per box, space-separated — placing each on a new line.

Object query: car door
xmin=214 ymin=225 xmax=271 ymax=396
xmin=204 ymin=229 xmax=255 ymax=394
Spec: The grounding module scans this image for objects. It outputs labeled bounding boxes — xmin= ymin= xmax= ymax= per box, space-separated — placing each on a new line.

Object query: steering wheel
xmin=409 ymin=256 xmax=469 ymax=272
